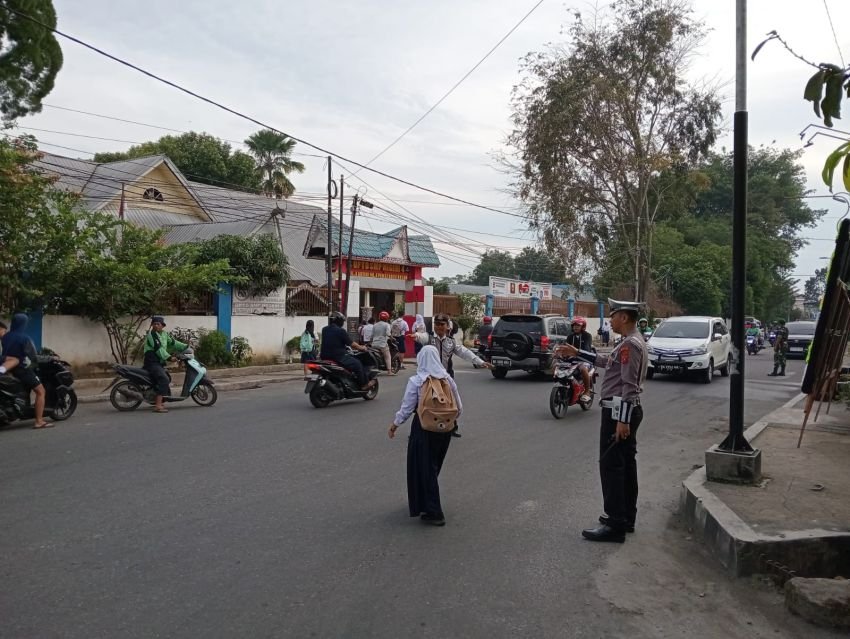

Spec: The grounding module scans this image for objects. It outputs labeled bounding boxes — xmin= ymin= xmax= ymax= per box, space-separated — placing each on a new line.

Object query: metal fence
xmin=433 ymin=295 xmax=462 ymax=317
xmin=286 ymin=285 xmax=330 ymax=316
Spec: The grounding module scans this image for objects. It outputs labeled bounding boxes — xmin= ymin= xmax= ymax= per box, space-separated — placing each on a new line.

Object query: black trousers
xmin=407 ymin=414 xmax=452 ymax=517
xmin=144 ymin=361 xmax=171 ymax=397
xmin=599 ymin=405 xmax=643 ymax=529
xmin=338 ymin=354 xmax=367 ymax=386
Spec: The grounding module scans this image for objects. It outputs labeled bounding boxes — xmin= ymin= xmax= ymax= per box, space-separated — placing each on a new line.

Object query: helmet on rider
xmin=482 ymin=316 xmax=492 ymax=324
xmin=638 ymin=317 xmax=649 ymax=326
xmin=378 ymin=311 xmax=390 ymax=321
xmin=571 ymin=316 xmax=587 ymax=331
xmin=330 ymin=311 xmax=346 ymax=327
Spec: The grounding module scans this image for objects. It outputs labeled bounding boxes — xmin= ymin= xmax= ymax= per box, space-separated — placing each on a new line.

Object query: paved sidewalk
xmin=75 ymin=363 xmax=306 ymax=403
xmin=681 ymin=394 xmax=850 ymax=578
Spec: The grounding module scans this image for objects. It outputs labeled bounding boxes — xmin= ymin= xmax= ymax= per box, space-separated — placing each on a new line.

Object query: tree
xmin=244 ymin=129 xmax=306 ymax=198
xmin=507 ymin=0 xmax=721 ymax=293
xmin=468 ymin=250 xmax=516 ymax=286
xmin=62 ymin=224 xmax=234 ymax=363
xmin=0 ymin=0 xmax=63 ymax=121
xmin=513 ymin=247 xmax=564 ymax=283
xmin=194 ymin=233 xmax=289 ymax=297
xmin=804 ymin=267 xmax=827 ymax=302
xmin=425 ymin=277 xmax=451 ymax=294
xmin=93 ymin=132 xmax=262 ymax=191
xmin=0 ymin=137 xmax=108 ymax=313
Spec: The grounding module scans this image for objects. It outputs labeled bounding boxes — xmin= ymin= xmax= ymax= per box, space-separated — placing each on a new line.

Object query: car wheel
xmin=702 ymin=359 xmax=714 ymax=384
xmin=646 ymin=368 xmax=655 ymax=380
xmin=720 ymin=354 xmax=732 ymax=377
xmin=491 ymin=367 xmax=508 ymax=379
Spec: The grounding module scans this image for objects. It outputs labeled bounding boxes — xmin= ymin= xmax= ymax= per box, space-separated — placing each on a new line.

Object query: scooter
xmin=104 ymin=349 xmax=217 ymax=411
xmin=0 ymin=355 xmax=78 ymax=426
xmin=746 ymin=335 xmax=760 ymax=355
xmin=367 ymin=339 xmax=403 ymax=374
xmin=549 ymin=356 xmax=597 ymax=419
xmin=304 ymin=348 xmax=379 ymax=408
xmin=768 ymin=331 xmax=777 ymax=347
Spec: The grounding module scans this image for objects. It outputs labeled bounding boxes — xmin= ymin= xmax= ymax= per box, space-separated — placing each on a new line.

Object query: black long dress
xmin=407 ymin=413 xmax=452 ymax=518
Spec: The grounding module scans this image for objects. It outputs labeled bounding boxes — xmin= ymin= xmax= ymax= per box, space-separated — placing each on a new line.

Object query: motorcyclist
xmin=321 ymin=311 xmax=375 ymax=390
xmin=477 ymin=316 xmax=494 ymax=359
xmin=745 ymin=322 xmax=760 ymax=351
xmin=143 ymin=315 xmax=189 ymax=414
xmin=0 ymin=313 xmax=50 ymax=428
xmin=638 ymin=317 xmax=653 ymax=341
xmin=564 ymin=316 xmax=594 ymax=403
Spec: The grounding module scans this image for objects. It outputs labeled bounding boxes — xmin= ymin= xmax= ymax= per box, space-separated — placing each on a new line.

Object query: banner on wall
xmin=489 ymin=276 xmax=553 ymax=300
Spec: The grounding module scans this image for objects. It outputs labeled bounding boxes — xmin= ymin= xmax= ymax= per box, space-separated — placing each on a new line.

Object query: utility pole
xmin=337 ymin=175 xmax=345 ymax=312
xmin=343 ymin=195 xmax=359 ymax=318
xmin=326 ymin=156 xmax=334 ymax=321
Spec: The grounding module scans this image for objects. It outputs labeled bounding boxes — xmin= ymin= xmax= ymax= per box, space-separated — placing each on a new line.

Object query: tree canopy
xmin=93 ymin=132 xmax=263 ymax=191
xmin=468 ymin=250 xmax=517 ymax=286
xmin=0 ymin=0 xmax=63 ymax=121
xmin=194 ymin=233 xmax=289 ymax=297
xmin=244 ymin=129 xmax=306 ymax=198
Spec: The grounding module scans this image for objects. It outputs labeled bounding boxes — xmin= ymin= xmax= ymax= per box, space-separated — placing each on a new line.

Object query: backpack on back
xmin=417 ymin=376 xmax=459 ymax=433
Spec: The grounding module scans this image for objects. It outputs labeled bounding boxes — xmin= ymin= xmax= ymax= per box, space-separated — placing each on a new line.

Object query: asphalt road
xmin=0 ymin=352 xmax=842 ymax=638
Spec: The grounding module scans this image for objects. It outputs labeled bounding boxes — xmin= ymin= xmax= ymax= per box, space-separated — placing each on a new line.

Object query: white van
xmin=646 ymin=316 xmax=732 ymax=384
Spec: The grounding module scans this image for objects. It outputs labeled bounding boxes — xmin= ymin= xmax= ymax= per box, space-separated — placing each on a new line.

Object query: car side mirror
xmin=713 ymin=333 xmax=722 ymax=341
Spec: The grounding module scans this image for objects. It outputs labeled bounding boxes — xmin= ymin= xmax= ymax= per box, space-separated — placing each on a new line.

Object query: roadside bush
xmin=195 ymin=329 xmax=232 ymax=367
xmin=285 ymin=335 xmax=302 ymax=362
xmin=230 ymin=336 xmax=253 ymax=367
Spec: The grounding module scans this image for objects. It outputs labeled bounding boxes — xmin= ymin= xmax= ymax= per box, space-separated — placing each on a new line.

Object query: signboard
xmin=489 ymin=276 xmax=553 ymax=300
xmin=233 ymin=287 xmax=286 ymax=316
xmin=346 ymin=260 xmax=410 ymax=280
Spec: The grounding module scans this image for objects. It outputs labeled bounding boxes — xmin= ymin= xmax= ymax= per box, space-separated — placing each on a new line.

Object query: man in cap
xmin=768 ymin=319 xmax=789 ymax=376
xmin=557 ymin=299 xmax=648 ymax=543
xmin=143 ymin=316 xmax=189 ymax=413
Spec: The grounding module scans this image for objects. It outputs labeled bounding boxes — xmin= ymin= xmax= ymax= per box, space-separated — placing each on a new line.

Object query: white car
xmin=646 ymin=316 xmax=732 ymax=383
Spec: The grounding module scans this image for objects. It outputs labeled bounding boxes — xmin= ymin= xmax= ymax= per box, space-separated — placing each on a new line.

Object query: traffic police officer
xmin=557 ymin=299 xmax=648 ymax=543
xmin=768 ymin=319 xmax=789 ymax=377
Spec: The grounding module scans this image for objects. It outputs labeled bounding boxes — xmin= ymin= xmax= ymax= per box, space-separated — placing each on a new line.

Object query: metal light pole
xmin=719 ymin=0 xmax=752 ymax=453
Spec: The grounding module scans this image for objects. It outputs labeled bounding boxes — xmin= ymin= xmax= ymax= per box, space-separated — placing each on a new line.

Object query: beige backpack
xmin=417 ymin=376 xmax=459 ymax=433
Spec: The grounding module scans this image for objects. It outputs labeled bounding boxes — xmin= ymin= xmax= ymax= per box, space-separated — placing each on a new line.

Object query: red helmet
xmin=378 ymin=311 xmax=390 ymax=321
xmin=482 ymin=316 xmax=492 ymax=324
xmin=571 ymin=316 xmax=587 ymax=329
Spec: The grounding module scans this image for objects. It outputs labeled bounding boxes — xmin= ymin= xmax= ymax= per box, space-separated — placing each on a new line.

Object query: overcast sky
xmin=16 ymin=0 xmax=850 ymax=286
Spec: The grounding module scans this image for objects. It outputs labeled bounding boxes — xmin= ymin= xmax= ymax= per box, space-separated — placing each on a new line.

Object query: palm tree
xmin=244 ymin=129 xmax=306 ymax=198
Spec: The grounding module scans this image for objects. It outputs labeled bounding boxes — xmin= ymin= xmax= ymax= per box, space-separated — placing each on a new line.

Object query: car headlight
xmin=692 ymin=345 xmax=708 ymax=355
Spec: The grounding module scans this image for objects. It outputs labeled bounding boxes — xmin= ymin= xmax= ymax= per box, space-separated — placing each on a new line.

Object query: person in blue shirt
xmin=320 ymin=312 xmax=374 ymax=390
xmin=0 ymin=313 xmax=50 ymax=428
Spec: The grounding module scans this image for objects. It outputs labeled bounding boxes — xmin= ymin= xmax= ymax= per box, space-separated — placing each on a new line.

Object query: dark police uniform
xmin=573 ymin=299 xmax=648 ymax=542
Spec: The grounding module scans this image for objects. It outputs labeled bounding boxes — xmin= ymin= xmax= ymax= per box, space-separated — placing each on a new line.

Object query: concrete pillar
xmin=598 ymin=300 xmax=605 ymax=326
xmin=215 ymin=282 xmax=232 ymax=349
xmin=568 ymin=297 xmax=575 ymax=319
xmin=485 ymin=294 xmax=494 ymax=317
xmin=530 ymin=295 xmax=540 ymax=314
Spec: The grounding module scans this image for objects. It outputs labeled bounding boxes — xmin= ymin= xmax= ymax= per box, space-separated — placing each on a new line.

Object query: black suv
xmin=488 ymin=314 xmax=572 ymax=379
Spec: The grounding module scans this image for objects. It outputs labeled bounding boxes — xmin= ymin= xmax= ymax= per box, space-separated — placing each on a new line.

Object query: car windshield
xmin=494 ymin=317 xmax=543 ymax=335
xmin=787 ymin=322 xmax=815 ymax=335
xmin=652 ymin=321 xmax=709 ymax=339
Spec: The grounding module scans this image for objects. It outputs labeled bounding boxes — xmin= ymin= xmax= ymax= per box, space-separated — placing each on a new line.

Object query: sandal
xmin=33 ymin=422 xmax=55 ymax=429
xmin=153 ymin=408 xmax=169 ymax=413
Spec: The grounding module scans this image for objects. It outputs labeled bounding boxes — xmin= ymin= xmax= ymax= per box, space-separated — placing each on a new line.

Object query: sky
xmin=13 ymin=0 xmax=850 ymax=287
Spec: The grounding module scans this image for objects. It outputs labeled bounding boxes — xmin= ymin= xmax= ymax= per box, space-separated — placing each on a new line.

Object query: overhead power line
xmin=0 ymin=2 xmax=522 ymax=219
xmin=823 ymin=0 xmax=846 ymax=68
xmin=356 ymin=0 xmax=545 ymax=171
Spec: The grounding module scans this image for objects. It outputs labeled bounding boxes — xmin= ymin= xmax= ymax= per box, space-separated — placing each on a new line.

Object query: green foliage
xmin=229 ymin=336 xmax=253 ymax=367
xmin=285 ymin=335 xmax=302 ymax=355
xmin=513 ymin=247 xmax=564 ymax=283
xmin=92 ymin=132 xmax=263 ymax=191
xmin=194 ymin=233 xmax=289 ymax=296
xmin=804 ymin=268 xmax=827 ymax=302
xmin=425 ymin=277 xmax=451 ymax=294
xmin=458 ymin=294 xmax=484 ymax=327
xmin=455 ymin=315 xmax=475 ymax=334
xmin=195 ymin=330 xmax=232 ymax=367
xmin=61 ymin=224 xmax=236 ymax=363
xmin=0 ymin=0 xmax=63 ymax=120
xmin=244 ymin=129 xmax=306 ymax=198
xmin=506 ymin=0 xmax=721 ymax=274
xmin=469 ymin=250 xmax=516 ymax=285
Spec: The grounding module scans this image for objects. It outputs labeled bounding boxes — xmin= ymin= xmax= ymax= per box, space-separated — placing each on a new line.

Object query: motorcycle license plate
xmin=492 ymin=358 xmax=512 ymax=368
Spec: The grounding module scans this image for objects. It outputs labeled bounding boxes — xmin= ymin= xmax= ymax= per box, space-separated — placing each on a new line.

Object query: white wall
xmin=231 ymin=315 xmax=328 ymax=359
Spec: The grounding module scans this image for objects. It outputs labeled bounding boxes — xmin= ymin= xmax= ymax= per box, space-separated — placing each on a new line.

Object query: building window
xmin=143 ymin=187 xmax=164 ymax=202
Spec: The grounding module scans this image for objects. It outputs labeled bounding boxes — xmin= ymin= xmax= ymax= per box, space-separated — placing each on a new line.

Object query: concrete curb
xmin=78 ymin=374 xmax=304 ymax=404
xmin=680 ymin=392 xmax=850 ymax=577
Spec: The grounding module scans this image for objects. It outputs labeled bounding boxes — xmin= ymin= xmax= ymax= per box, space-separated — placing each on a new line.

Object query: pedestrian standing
xmin=388 ymin=345 xmax=463 ymax=526
xmin=412 ymin=314 xmax=427 ymax=354
xmin=416 ymin=312 xmax=492 ymax=437
xmin=372 ymin=311 xmax=396 ymax=375
xmin=601 ymin=318 xmax=611 ymax=347
xmin=768 ymin=319 xmax=789 ymax=376
xmin=557 ymin=299 xmax=647 ymax=543
xmin=300 ymin=320 xmax=318 ymax=377
xmin=363 ymin=317 xmax=375 ymax=345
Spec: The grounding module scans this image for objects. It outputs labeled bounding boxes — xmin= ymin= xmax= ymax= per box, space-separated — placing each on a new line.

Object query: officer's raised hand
xmin=556 ymin=343 xmax=578 ymax=358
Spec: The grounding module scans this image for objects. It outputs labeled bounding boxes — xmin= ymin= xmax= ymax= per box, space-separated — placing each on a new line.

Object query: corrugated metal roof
xmin=162 ymin=220 xmax=263 ymax=244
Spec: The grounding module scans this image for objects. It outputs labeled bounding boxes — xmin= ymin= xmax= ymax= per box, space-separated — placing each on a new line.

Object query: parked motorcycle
xmin=0 ymin=355 xmax=78 ymax=426
xmin=104 ymin=349 xmax=217 ymax=411
xmin=367 ymin=338 xmax=403 ymax=374
xmin=549 ymin=356 xmax=597 ymax=419
xmin=304 ymin=349 xmax=379 ymax=408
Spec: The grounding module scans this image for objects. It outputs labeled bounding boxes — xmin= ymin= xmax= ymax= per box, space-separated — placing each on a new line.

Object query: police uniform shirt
xmin=596 ymin=328 xmax=647 ymax=404
xmin=428 ymin=334 xmax=485 ymax=369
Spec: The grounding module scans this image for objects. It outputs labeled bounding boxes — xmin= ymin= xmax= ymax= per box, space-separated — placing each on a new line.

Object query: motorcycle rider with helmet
xmin=477 ymin=316 xmax=494 ymax=360
xmin=565 ymin=316 xmax=594 ymax=403
xmin=321 ymin=312 xmax=374 ymax=390
xmin=638 ymin=317 xmax=653 ymax=341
